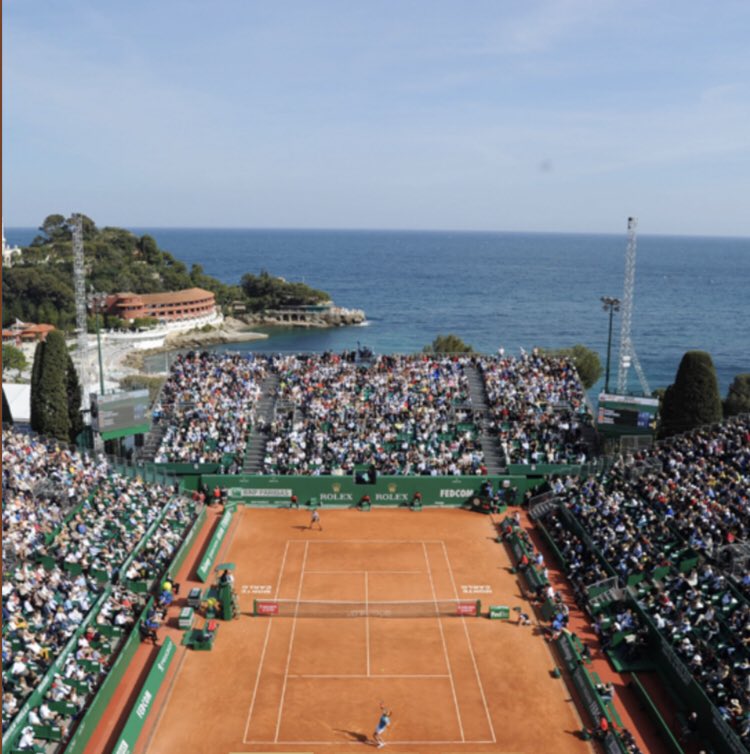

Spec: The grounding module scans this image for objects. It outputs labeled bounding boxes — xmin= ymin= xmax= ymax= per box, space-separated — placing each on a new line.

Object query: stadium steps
xmin=464 ymin=364 xmax=506 ymax=474
xmin=242 ymin=373 xmax=280 ymax=473
xmin=139 ymin=421 xmax=168 ymax=462
xmin=581 ymin=423 xmax=600 ymax=459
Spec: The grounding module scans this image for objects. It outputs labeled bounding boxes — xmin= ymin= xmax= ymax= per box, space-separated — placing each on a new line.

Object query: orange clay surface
xmin=142 ymin=508 xmax=593 ymax=754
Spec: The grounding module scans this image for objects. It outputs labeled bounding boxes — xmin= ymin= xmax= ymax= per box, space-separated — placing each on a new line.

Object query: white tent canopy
xmin=2 ymin=383 xmax=31 ymax=423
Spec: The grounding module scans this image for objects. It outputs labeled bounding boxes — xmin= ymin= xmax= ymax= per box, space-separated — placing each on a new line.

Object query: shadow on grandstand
xmin=334 ymin=728 xmax=370 ymax=744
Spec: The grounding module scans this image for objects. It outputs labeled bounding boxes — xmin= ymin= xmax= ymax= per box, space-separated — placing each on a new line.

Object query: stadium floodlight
xmin=600 ymin=296 xmax=620 ymax=394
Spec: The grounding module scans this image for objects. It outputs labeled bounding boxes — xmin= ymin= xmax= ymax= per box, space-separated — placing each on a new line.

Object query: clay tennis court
xmin=142 ymin=508 xmax=592 ymax=753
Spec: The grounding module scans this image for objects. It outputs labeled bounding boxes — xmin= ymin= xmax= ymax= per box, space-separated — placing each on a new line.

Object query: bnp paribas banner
xmin=200 ymin=474 xmax=539 ymax=507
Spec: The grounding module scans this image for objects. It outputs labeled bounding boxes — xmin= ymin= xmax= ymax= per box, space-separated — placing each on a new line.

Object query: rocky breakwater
xmin=241 ymin=303 xmax=367 ymax=328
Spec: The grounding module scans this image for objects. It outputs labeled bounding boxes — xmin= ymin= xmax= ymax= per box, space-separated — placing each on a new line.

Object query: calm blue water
xmin=6 ymin=227 xmax=749 ymax=394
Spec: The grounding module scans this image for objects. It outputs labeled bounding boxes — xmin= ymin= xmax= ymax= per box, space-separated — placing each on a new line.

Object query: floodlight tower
xmin=616 ymin=217 xmax=651 ymax=395
xmin=72 ymin=214 xmax=91 ymax=403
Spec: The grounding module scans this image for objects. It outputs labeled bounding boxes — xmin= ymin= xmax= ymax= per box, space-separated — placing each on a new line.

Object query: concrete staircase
xmin=242 ymin=373 xmax=280 ymax=473
xmin=138 ymin=421 xmax=168 ymax=462
xmin=464 ymin=364 xmax=506 ymax=474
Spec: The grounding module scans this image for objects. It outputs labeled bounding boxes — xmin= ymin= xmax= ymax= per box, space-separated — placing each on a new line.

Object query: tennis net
xmin=252 ymin=598 xmax=481 ymax=618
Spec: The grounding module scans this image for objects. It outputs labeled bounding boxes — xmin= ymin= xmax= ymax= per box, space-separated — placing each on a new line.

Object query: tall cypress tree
xmin=66 ymin=355 xmax=84 ymax=442
xmin=29 ymin=339 xmax=46 ymax=430
xmin=30 ymin=330 xmax=70 ymax=441
xmin=723 ymin=374 xmax=750 ymax=418
xmin=2 ymin=387 xmax=13 ymax=425
xmin=660 ymin=351 xmax=722 ymax=438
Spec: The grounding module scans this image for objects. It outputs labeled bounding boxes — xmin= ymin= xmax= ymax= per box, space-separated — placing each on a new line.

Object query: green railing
xmin=198 ymin=473 xmax=541 ymax=507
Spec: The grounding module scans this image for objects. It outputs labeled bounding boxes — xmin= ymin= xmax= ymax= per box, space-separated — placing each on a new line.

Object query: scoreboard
xmin=596 ymin=393 xmax=659 ymax=436
xmin=91 ymin=389 xmax=151 ymax=439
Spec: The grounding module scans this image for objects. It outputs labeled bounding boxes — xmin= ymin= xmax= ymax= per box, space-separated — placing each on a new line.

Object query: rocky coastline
xmin=121 ymin=317 xmax=268 ymax=370
xmin=238 ymin=305 xmax=366 ymax=328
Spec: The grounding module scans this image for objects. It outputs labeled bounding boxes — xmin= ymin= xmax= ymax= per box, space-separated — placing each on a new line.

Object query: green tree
xmin=423 ymin=334 xmax=474 ymax=354
xmin=37 ymin=213 xmax=68 ymax=243
xmin=2 ymin=387 xmax=13 ymax=424
xmin=241 ymin=271 xmax=330 ymax=312
xmin=66 ymin=355 xmax=84 ymax=442
xmin=543 ymin=344 xmax=602 ymax=389
xmin=30 ymin=339 xmax=43 ymax=429
xmin=139 ymin=234 xmax=160 ymax=264
xmin=30 ymin=331 xmax=71 ymax=441
xmin=723 ymin=374 xmax=750 ymax=417
xmin=2 ymin=344 xmax=28 ymax=375
xmin=659 ymin=351 xmax=722 ymax=438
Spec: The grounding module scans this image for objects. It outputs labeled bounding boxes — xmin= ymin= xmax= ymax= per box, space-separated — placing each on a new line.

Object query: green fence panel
xmin=196 ymin=509 xmax=234 ymax=582
xmin=488 ymin=605 xmax=510 ymax=620
xmin=199 ymin=474 xmax=542 ymax=508
xmin=151 ymin=462 xmax=221 ymax=475
xmin=507 ymin=462 xmax=583 ymax=476
xmin=168 ymin=506 xmax=207 ymax=581
xmin=65 ymin=598 xmax=154 ymax=754
xmin=110 ymin=637 xmax=176 ymax=754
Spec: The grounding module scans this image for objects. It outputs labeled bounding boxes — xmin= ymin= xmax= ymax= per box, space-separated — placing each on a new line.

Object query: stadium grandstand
xmin=2 ymin=348 xmax=748 ymax=753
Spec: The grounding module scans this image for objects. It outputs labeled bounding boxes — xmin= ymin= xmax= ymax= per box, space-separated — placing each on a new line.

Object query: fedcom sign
xmin=439 ymin=489 xmax=474 ymax=500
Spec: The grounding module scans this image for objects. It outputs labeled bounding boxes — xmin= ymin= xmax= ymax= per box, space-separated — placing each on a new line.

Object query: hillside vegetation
xmin=2 ymin=214 xmax=330 ymax=331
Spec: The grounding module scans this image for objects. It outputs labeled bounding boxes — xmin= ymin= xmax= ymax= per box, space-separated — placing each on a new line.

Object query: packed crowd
xmin=478 ymin=349 xmax=591 ymax=465
xmin=539 ymin=415 xmax=750 ymax=746
xmin=2 ymin=431 xmax=110 ymax=571
xmin=153 ymin=352 xmax=267 ymax=469
xmin=1 ymin=428 xmax=194 ymax=748
xmin=145 ymin=349 xmax=593 ymax=476
xmin=261 ymin=353 xmax=484 ymax=475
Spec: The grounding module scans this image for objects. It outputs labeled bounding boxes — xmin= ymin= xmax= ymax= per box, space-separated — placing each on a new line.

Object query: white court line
xmin=287 ymin=673 xmax=451 ymax=679
xmin=242 ymin=539 xmax=291 ymax=743
xmin=302 ymin=539 xmax=447 ymax=544
xmin=245 ymin=739 xmax=498 ymax=746
xmin=423 ymin=542 xmax=465 ymax=743
xmin=305 ymin=570 xmax=423 ymax=574
xmin=365 ymin=571 xmax=370 ymax=676
xmin=274 ymin=540 xmax=309 ymax=743
xmin=440 ymin=540 xmax=497 ymax=743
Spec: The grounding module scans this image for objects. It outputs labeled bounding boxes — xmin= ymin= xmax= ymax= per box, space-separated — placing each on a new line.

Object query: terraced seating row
xmin=2 ymin=428 xmax=202 ymax=752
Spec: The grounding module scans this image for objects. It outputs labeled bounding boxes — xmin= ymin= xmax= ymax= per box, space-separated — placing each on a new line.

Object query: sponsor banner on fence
xmin=555 ymin=634 xmax=578 ymax=672
xmin=197 ymin=510 xmax=233 ymax=582
xmin=228 ymin=487 xmax=293 ymax=499
xmin=202 ymin=474 xmax=545 ymax=509
xmin=111 ymin=638 xmax=175 ymax=754
xmin=489 ymin=605 xmax=510 ymax=620
xmin=254 ymin=601 xmax=279 ymax=616
xmin=457 ymin=602 xmax=479 ymax=616
xmin=572 ymin=665 xmax=605 ymax=725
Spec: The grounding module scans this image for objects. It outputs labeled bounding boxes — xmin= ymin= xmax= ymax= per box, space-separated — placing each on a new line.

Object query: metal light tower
xmin=600 ymin=296 xmax=620 ymax=394
xmin=616 ymin=217 xmax=651 ymax=395
xmin=72 ymin=214 xmax=91 ymax=402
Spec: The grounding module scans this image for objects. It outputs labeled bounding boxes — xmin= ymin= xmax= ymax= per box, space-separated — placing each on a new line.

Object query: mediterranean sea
xmin=6 ymin=227 xmax=749 ymax=395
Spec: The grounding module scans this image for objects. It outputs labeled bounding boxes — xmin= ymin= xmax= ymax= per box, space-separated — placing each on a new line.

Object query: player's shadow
xmin=335 ymin=729 xmax=370 ymax=744
xmin=292 ymin=525 xmax=311 ymax=531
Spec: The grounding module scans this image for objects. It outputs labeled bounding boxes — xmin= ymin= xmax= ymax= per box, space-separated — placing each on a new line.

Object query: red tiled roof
xmin=112 ymin=288 xmax=214 ymax=306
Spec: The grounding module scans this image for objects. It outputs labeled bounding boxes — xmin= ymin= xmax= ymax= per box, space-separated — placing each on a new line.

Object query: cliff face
xmin=240 ymin=305 xmax=366 ymax=328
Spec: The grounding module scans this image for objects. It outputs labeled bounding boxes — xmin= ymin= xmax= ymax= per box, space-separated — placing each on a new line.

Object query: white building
xmin=2 ymin=221 xmax=22 ymax=266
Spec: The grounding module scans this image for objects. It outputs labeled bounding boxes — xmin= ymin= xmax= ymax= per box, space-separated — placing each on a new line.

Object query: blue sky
xmin=3 ymin=0 xmax=749 ymax=235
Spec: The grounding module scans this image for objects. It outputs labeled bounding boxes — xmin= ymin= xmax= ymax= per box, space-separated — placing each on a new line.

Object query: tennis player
xmin=310 ymin=507 xmax=322 ymax=531
xmin=373 ymin=703 xmax=391 ymax=748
